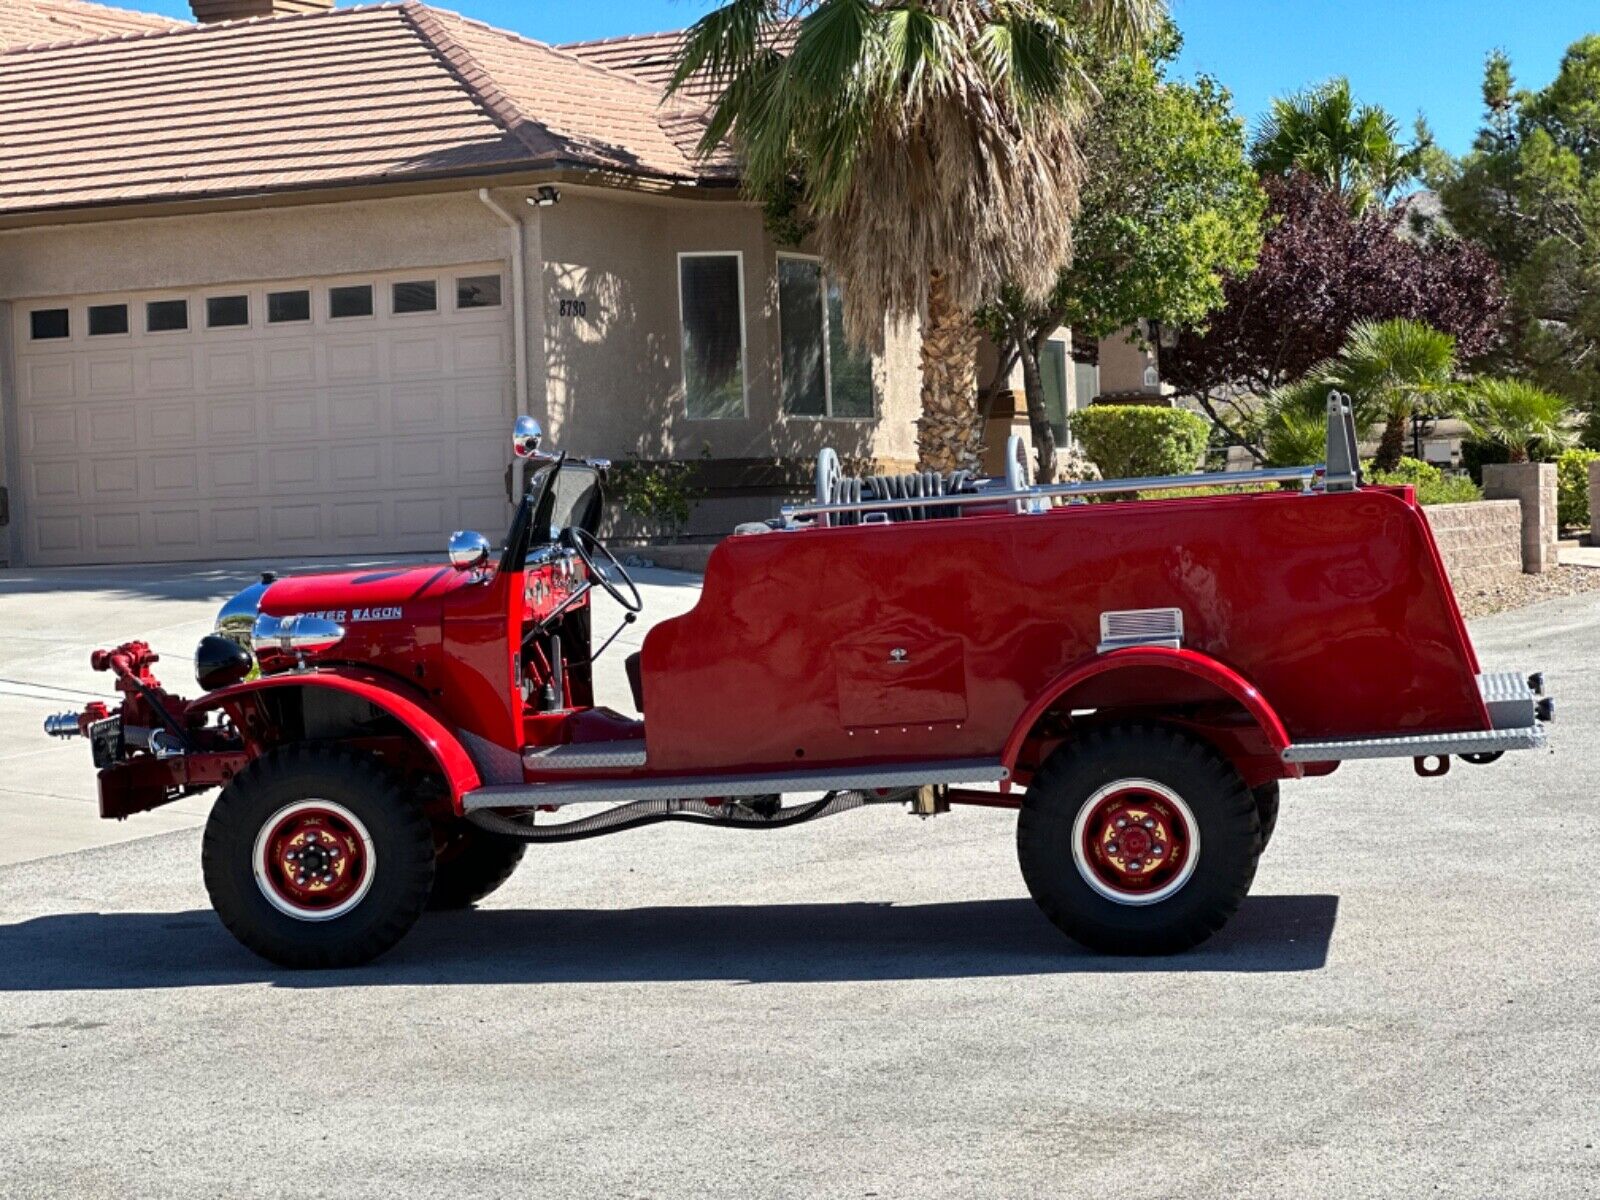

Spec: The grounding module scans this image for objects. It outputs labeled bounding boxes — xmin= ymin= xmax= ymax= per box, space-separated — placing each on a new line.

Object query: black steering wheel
xmin=564 ymin=527 xmax=643 ymax=614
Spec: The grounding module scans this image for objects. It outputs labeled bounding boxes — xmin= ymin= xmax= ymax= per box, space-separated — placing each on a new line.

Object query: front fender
xmin=190 ymin=669 xmax=482 ymax=808
xmin=1001 ymin=646 xmax=1294 ymax=785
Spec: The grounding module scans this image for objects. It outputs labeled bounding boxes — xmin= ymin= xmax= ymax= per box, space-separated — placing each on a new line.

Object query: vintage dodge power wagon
xmin=44 ymin=398 xmax=1552 ymax=967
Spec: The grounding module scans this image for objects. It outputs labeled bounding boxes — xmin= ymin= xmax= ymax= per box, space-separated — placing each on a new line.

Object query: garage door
xmin=12 ymin=263 xmax=515 ymax=565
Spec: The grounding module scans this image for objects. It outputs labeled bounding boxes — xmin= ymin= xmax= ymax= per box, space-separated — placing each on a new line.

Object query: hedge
xmin=1557 ymin=448 xmax=1600 ymax=530
xmin=1067 ymin=405 xmax=1210 ymax=481
xmin=1366 ymin=456 xmax=1482 ymax=505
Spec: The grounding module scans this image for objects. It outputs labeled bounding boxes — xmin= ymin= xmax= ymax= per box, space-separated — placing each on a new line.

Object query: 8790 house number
xmin=558 ymin=298 xmax=588 ymax=318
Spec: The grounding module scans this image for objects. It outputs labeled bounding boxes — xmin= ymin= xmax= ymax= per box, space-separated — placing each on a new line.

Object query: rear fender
xmin=190 ymin=670 xmax=482 ymax=810
xmin=1002 ymin=647 xmax=1295 ymax=788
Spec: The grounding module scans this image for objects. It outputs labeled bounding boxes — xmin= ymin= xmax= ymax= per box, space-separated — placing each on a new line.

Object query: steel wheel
xmin=1070 ymin=780 xmax=1200 ymax=906
xmin=253 ymin=800 xmax=376 ymax=921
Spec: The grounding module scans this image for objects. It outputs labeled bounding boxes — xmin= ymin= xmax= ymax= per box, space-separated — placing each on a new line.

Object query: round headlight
xmin=215 ymin=580 xmax=270 ymax=650
xmin=195 ymin=634 xmax=254 ymax=691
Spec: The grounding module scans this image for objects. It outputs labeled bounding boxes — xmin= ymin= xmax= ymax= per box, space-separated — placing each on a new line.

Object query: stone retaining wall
xmin=1426 ymin=500 xmax=1524 ymax=591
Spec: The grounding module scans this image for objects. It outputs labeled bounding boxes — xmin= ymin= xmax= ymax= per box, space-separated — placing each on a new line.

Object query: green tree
xmin=670 ymin=0 xmax=1162 ymax=473
xmin=1459 ymin=377 xmax=1576 ymax=462
xmin=1251 ymin=77 xmax=1426 ymax=212
xmin=1437 ymin=39 xmax=1600 ymax=441
xmin=978 ymin=22 xmax=1263 ymax=481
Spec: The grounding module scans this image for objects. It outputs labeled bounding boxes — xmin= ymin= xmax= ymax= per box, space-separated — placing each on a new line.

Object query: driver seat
xmin=624 ymin=651 xmax=645 ymax=713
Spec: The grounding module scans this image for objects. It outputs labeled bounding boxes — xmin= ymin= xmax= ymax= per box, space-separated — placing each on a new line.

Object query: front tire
xmin=202 ymin=746 xmax=435 ymax=968
xmin=428 ymin=823 xmax=526 ymax=910
xmin=1017 ymin=725 xmax=1261 ymax=955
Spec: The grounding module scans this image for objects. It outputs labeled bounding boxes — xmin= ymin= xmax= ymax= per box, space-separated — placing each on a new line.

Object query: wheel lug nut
xmin=1107 ymin=842 xmax=1119 ymax=854
xmin=1151 ymin=845 xmax=1163 ymax=856
xmin=1142 ymin=819 xmax=1155 ymax=829
xmin=1115 ymin=819 xmax=1127 ymax=829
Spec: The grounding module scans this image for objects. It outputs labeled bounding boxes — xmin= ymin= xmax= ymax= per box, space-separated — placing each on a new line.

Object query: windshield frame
xmin=497 ymin=456 xmax=606 ymax=574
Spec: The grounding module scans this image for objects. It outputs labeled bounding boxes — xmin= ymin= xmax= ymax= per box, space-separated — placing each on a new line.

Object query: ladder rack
xmin=782 ymin=392 xmax=1361 ymax=525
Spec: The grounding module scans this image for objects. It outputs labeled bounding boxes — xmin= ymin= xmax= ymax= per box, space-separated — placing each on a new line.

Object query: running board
xmin=1282 ymin=724 xmax=1547 ymax=763
xmin=523 ymin=742 xmax=647 ymax=770
xmin=462 ymin=758 xmax=1008 ymax=811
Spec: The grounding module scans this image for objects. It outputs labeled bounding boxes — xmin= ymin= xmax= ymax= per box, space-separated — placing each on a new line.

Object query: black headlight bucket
xmin=195 ymin=634 xmax=254 ymax=691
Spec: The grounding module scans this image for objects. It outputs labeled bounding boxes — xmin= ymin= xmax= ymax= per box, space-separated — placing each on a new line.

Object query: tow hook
xmin=1536 ymin=697 xmax=1555 ymax=723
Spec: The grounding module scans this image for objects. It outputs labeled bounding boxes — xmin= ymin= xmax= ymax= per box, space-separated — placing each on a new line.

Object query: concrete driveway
xmin=0 ymin=565 xmax=1595 ymax=1199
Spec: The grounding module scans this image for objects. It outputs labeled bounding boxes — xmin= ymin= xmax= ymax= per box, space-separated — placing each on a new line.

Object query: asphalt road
xmin=0 ymin=568 xmax=1596 ymax=1199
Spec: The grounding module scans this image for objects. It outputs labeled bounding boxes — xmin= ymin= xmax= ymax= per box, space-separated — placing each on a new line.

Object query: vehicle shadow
xmin=0 ymin=895 xmax=1337 ymax=991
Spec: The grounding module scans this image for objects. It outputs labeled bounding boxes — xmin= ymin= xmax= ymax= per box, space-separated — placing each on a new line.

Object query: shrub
xmin=610 ymin=454 xmax=702 ymax=538
xmin=1067 ymin=405 xmax=1210 ymax=480
xmin=1367 ymin=457 xmax=1482 ymax=505
xmin=1557 ymin=448 xmax=1600 ymax=530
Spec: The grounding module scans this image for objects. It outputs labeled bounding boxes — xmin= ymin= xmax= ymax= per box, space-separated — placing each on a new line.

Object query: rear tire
xmin=1017 ymin=724 xmax=1261 ymax=955
xmin=202 ymin=746 xmax=435 ymax=969
xmin=428 ymin=824 xmax=526 ymax=910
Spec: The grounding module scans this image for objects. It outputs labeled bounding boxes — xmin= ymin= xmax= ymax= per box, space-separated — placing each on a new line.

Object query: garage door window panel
xmin=456 ymin=275 xmax=501 ymax=309
xmin=678 ymin=252 xmax=747 ymax=420
xmin=88 ymin=304 xmax=129 ymax=337
xmin=206 ymin=295 xmax=250 ymax=329
xmin=268 ymin=290 xmax=311 ymax=324
xmin=30 ymin=308 xmax=69 ymax=340
xmin=330 ymin=285 xmax=374 ymax=320
xmin=393 ymin=281 xmax=438 ymax=315
xmin=146 ymin=300 xmax=188 ymax=333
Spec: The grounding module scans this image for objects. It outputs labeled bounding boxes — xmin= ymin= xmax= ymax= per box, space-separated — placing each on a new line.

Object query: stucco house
xmin=0 ymin=0 xmax=1161 ymax=567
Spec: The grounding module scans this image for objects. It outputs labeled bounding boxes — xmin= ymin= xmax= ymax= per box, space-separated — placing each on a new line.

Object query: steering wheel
xmin=563 ymin=527 xmax=643 ymax=614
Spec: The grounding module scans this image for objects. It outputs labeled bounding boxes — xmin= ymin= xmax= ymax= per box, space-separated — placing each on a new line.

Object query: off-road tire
xmin=1017 ymin=724 xmax=1262 ymax=955
xmin=202 ymin=746 xmax=435 ymax=969
xmin=1254 ymin=782 xmax=1281 ymax=851
xmin=428 ymin=824 xmax=526 ymax=910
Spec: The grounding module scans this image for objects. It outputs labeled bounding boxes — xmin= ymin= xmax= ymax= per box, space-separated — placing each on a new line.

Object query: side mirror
xmin=448 ymin=529 xmax=492 ymax=573
xmin=513 ymin=416 xmax=543 ymax=459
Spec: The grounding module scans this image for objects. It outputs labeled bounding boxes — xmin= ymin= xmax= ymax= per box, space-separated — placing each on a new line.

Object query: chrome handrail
xmin=781 ymin=464 xmax=1325 ymax=521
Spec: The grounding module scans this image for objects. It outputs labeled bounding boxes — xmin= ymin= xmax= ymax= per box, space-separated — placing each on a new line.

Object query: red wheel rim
xmin=252 ymin=801 xmax=375 ymax=921
xmin=1070 ymin=779 xmax=1199 ymax=906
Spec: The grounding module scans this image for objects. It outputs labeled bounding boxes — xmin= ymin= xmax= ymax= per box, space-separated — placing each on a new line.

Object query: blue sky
xmin=128 ymin=0 xmax=1596 ymax=154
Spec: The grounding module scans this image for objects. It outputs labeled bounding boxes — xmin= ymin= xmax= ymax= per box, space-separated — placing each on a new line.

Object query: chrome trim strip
xmin=464 ymin=758 xmax=1008 ymax=811
xmin=1282 ymin=724 xmax=1548 ymax=763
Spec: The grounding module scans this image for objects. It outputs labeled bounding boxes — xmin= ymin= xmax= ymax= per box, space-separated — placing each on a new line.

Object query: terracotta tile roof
xmin=0 ymin=1 xmax=729 ymax=218
xmin=560 ymin=23 xmax=797 ymax=106
xmin=0 ymin=0 xmax=185 ymax=50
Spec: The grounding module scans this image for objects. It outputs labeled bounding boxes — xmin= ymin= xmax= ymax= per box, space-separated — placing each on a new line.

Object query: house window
xmin=393 ymin=280 xmax=437 ymax=314
xmin=456 ymin=274 xmax=501 ymax=309
xmin=146 ymin=299 xmax=188 ymax=332
xmin=778 ymin=256 xmax=872 ymax=418
xmin=267 ymin=290 xmax=311 ymax=324
xmin=677 ymin=252 xmax=746 ymax=419
xmin=88 ymin=304 xmax=128 ymax=336
xmin=29 ymin=308 xmax=69 ymax=340
xmin=206 ymin=295 xmax=249 ymax=328
xmin=329 ymin=285 xmax=373 ymax=319
xmin=1040 ymin=338 xmax=1069 ymax=443
xmin=1074 ymin=360 xmax=1100 ymax=410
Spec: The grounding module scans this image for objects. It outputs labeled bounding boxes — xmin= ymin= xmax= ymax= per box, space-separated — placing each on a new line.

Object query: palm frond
xmin=1459 ymin=377 xmax=1576 ymax=462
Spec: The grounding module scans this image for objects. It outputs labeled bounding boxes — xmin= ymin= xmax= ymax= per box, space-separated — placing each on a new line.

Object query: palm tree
xmin=1326 ymin=319 xmax=1458 ymax=471
xmin=1460 ymin=377 xmax=1576 ymax=462
xmin=1251 ymin=78 xmax=1421 ymax=212
xmin=670 ymin=0 xmax=1162 ymax=471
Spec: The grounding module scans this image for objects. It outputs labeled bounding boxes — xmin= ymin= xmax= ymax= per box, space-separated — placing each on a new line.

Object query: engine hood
xmin=261 ymin=563 xmax=468 ymax=624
